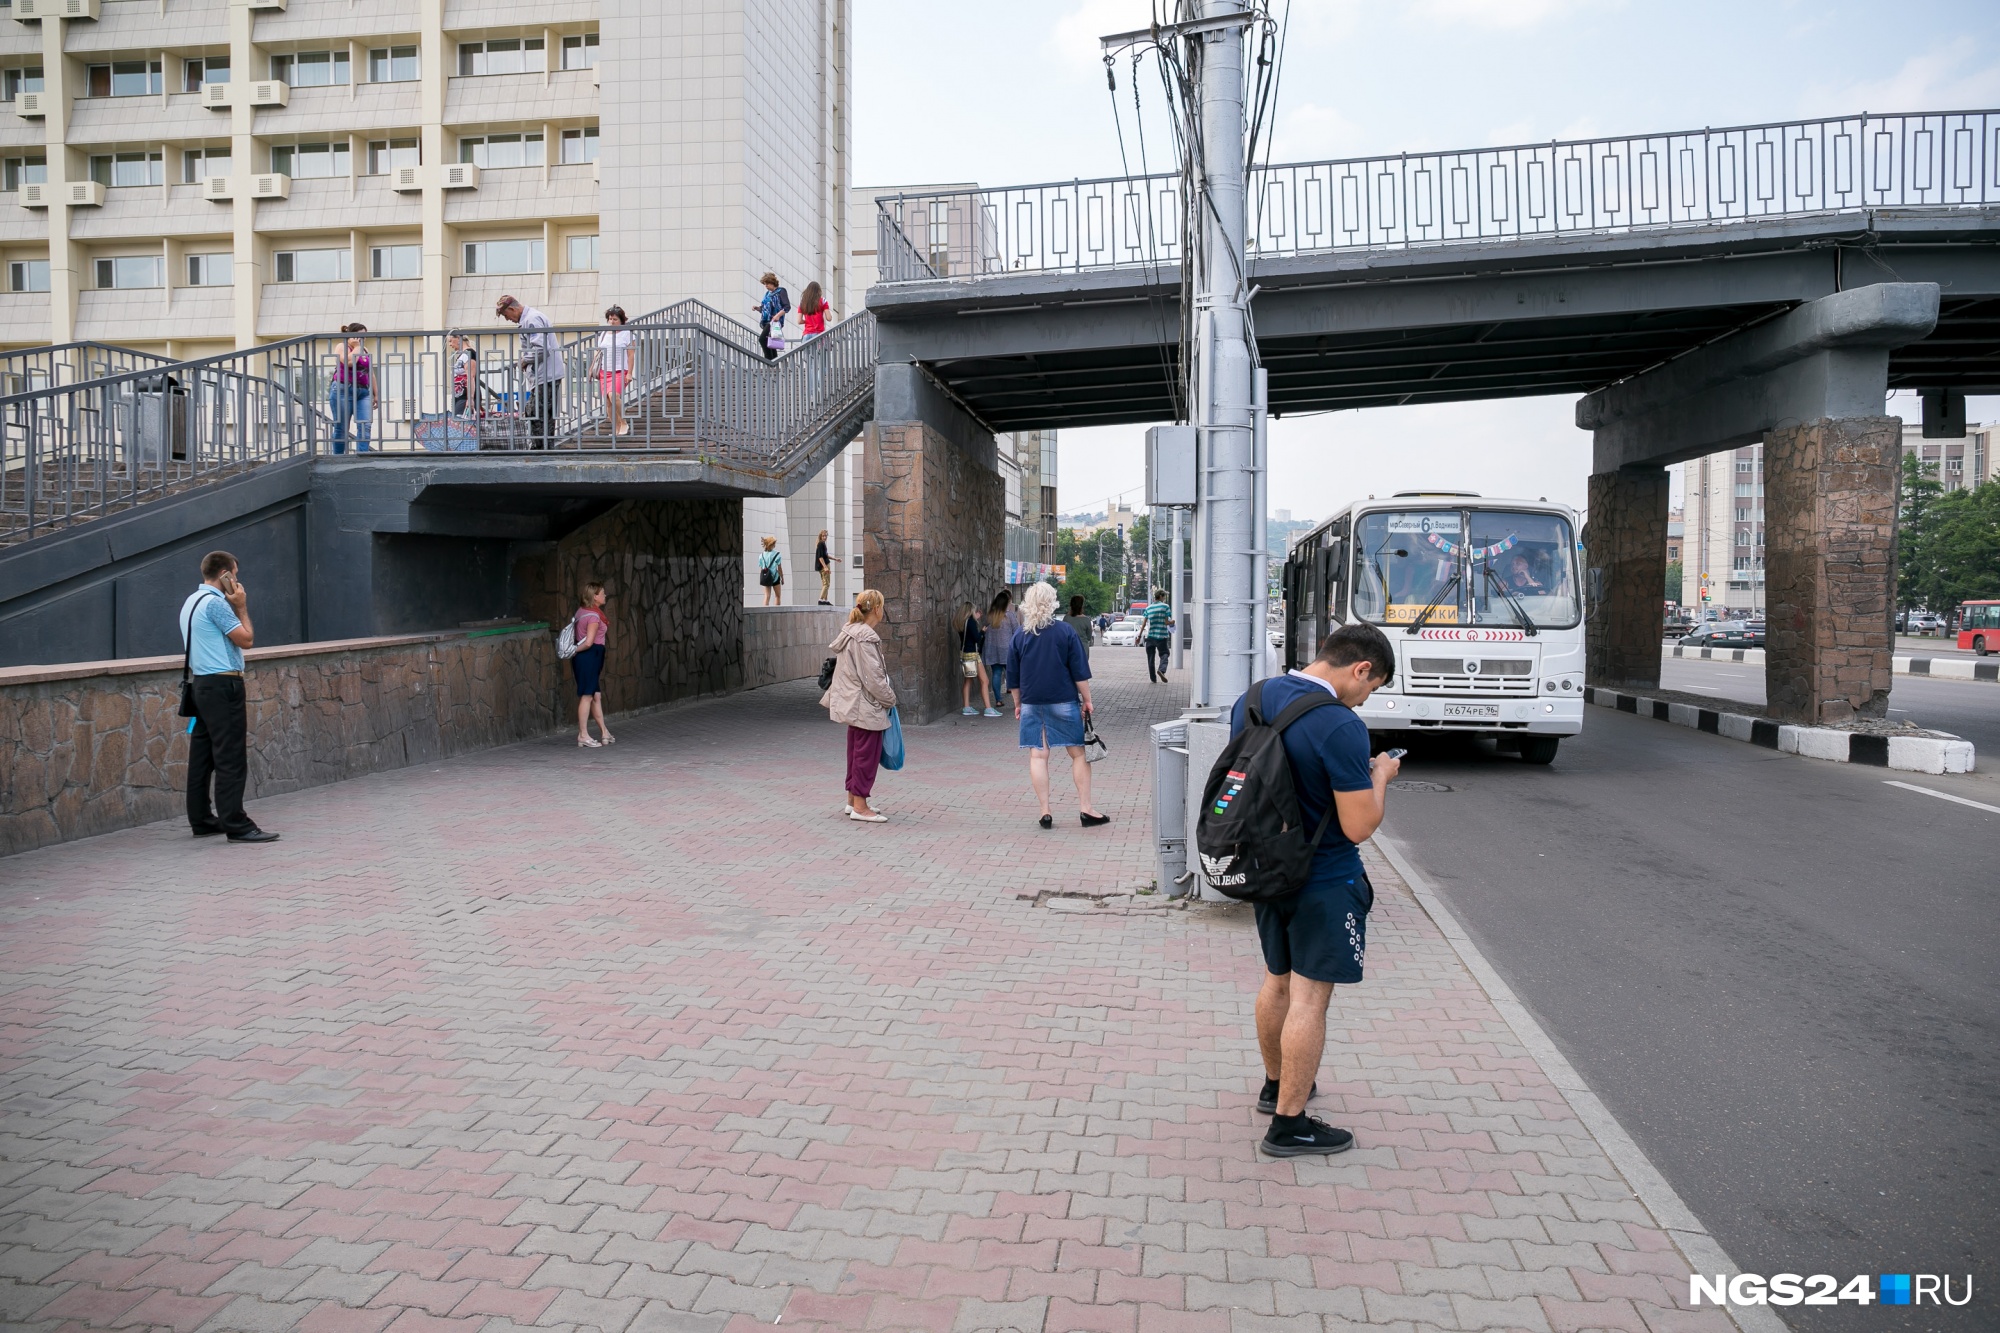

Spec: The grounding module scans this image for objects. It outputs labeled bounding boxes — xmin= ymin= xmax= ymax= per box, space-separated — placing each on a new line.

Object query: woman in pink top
xmin=571 ymin=581 xmax=614 ymax=748
xmin=796 ymin=282 xmax=833 ymax=339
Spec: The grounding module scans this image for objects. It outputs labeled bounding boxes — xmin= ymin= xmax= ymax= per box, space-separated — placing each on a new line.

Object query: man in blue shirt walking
xmin=1228 ymin=622 xmax=1398 ymax=1156
xmin=181 ymin=550 xmax=278 ymax=843
xmin=1141 ymin=588 xmax=1174 ymax=683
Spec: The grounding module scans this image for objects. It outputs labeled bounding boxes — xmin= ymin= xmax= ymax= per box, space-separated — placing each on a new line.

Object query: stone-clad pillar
xmin=1763 ymin=417 xmax=1899 ymax=723
xmin=865 ymin=365 xmax=1004 ymax=723
xmin=1584 ymin=466 xmax=1670 ymax=691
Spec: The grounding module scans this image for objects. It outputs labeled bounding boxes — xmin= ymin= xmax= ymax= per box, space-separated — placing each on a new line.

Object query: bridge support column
xmin=1763 ymin=417 xmax=1900 ymax=723
xmin=865 ymin=363 xmax=1003 ymax=724
xmin=1584 ymin=466 xmax=1670 ymax=691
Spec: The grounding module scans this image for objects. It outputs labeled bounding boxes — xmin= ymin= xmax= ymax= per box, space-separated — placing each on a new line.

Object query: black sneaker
xmin=1256 ymin=1079 xmax=1318 ymax=1116
xmin=1260 ymin=1113 xmax=1354 ymax=1158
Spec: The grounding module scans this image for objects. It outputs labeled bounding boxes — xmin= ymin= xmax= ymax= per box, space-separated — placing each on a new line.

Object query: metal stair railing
xmin=0 ymin=342 xmax=178 ymax=397
xmin=0 ymin=300 xmax=878 ymax=546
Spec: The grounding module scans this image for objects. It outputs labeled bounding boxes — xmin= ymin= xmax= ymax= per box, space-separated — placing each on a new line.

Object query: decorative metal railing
xmin=875 ymin=109 xmax=2000 ymax=282
xmin=0 ymin=299 xmax=876 ymax=544
xmin=0 ymin=342 xmax=177 ymax=397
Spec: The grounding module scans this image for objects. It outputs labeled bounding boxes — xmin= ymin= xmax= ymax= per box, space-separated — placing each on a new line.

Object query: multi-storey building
xmin=1901 ymin=421 xmax=1992 ymax=493
xmin=1679 ymin=444 xmax=1764 ymax=617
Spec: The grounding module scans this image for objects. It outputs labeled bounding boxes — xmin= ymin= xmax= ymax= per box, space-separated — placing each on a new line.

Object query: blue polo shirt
xmin=180 ymin=587 xmax=244 ymax=675
xmin=1006 ymin=621 xmax=1091 ymax=705
xmin=1228 ymin=672 xmax=1374 ymax=885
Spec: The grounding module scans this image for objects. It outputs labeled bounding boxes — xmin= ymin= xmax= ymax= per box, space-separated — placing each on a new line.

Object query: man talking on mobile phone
xmin=180 ymin=551 xmax=278 ymax=844
xmin=1226 ymin=622 xmax=1398 ymax=1156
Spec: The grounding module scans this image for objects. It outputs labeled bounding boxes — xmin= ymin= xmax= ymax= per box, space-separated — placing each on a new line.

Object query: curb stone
xmin=1587 ymin=686 xmax=1976 ymax=773
xmin=1661 ymin=643 xmax=1999 ymax=682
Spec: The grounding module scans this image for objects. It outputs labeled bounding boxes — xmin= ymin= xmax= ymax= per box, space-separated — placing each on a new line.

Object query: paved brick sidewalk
xmin=0 ymin=647 xmax=1733 ymax=1333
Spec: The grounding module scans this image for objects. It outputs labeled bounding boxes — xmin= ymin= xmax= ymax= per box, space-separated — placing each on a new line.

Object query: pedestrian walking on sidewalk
xmin=570 ymin=582 xmax=614 ymax=748
xmin=1065 ymin=594 xmax=1096 ymax=662
xmin=1230 ymin=623 xmax=1399 ymax=1157
xmin=1142 ymin=588 xmax=1174 ymax=682
xmin=1008 ymin=582 xmax=1106 ymax=831
xmin=814 ymin=529 xmax=832 ymax=605
xmin=595 ymin=305 xmax=634 ymax=438
xmin=754 ymin=273 xmax=790 ymax=360
xmin=328 ymin=324 xmax=371 ymax=454
xmin=960 ymin=602 xmax=992 ymax=716
xmin=981 ymin=589 xmax=1019 ymax=704
xmin=796 ymin=281 xmax=833 ymax=340
xmin=822 ymin=589 xmax=897 ymax=822
xmin=180 ymin=550 xmax=278 ymax=843
xmin=758 ymin=535 xmax=784 ymax=606
xmin=496 ymin=295 xmax=563 ymax=449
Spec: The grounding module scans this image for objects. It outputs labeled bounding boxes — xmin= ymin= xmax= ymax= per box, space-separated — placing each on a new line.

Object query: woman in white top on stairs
xmin=594 ymin=305 xmax=634 ymax=437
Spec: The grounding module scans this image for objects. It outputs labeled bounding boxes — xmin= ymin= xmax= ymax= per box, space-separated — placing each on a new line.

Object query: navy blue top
xmin=1006 ymin=621 xmax=1092 ymax=705
xmin=1228 ymin=673 xmax=1374 ymax=885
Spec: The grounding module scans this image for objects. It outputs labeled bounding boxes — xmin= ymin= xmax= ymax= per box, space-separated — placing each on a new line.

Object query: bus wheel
xmin=1977 ymin=636 xmax=1989 ymax=657
xmin=1520 ymin=736 xmax=1560 ymax=765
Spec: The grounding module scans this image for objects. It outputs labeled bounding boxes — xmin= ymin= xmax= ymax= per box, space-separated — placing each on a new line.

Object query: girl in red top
xmin=797 ymin=281 xmax=833 ymax=339
xmin=572 ymin=581 xmax=614 ymax=747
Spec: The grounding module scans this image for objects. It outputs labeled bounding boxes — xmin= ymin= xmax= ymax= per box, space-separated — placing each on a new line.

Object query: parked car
xmin=1681 ymin=621 xmax=1757 ymax=648
xmin=1103 ymin=619 xmax=1142 ymax=646
xmin=1664 ymin=615 xmax=1697 ymax=640
xmin=1908 ymin=610 xmax=1942 ymax=634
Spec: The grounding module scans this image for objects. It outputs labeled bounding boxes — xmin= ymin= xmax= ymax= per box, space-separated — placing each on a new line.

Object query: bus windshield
xmin=1350 ymin=509 xmax=1580 ymax=630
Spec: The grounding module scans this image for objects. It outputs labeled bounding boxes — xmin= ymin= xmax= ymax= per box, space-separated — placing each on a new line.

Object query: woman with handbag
xmin=959 ymin=602 xmax=994 ymax=717
xmin=1007 ymin=582 xmax=1108 ymax=830
xmin=821 ymin=590 xmax=898 ymax=823
xmin=758 ymin=535 xmax=784 ymax=606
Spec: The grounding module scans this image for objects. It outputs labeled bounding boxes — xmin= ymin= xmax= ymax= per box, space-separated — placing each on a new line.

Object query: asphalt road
xmin=1380 ymin=712 xmax=1999 ymax=1331
xmin=1659 ymin=655 xmax=2000 ymax=757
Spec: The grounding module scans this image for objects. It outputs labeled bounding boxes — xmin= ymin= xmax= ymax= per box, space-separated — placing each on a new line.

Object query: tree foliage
xmin=1665 ymin=560 xmax=1684 ymax=603
xmin=1899 ymin=455 xmax=2000 ymax=616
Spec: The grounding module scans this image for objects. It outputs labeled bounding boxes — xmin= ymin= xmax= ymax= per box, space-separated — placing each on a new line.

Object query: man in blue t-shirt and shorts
xmin=1227 ymin=622 xmax=1399 ymax=1156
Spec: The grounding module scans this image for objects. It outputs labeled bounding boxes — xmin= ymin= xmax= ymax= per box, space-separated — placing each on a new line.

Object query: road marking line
xmin=1884 ymin=780 xmax=2000 ymax=815
xmin=1373 ymin=833 xmax=1786 ymax=1333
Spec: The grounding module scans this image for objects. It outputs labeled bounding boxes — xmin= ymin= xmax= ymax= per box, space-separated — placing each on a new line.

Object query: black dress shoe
xmin=1038 ymin=814 xmax=1053 ymax=829
xmin=191 ymin=825 xmax=225 ymax=838
xmin=1080 ymin=812 xmax=1111 ymax=828
xmin=227 ymin=828 xmax=280 ymax=843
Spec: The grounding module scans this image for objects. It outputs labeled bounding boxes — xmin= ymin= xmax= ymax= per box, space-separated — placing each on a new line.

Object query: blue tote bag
xmin=879 ymin=706 xmax=905 ymax=771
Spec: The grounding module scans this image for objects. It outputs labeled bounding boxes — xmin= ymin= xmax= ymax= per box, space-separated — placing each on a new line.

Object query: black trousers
xmin=527 ymin=380 xmax=557 ymax=449
xmin=187 ymin=674 xmax=255 ymax=835
xmin=1146 ymin=640 xmax=1171 ymax=680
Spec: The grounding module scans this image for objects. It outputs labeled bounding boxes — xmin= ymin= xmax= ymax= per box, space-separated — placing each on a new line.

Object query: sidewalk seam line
xmin=1372 ymin=830 xmax=1789 ymax=1333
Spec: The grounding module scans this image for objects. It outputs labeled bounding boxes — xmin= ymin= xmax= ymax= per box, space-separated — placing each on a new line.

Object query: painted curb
xmin=1588 ymin=686 xmax=1976 ymax=773
xmin=1661 ymin=643 xmax=1999 ymax=682
xmin=1374 ymin=834 xmax=1790 ymax=1333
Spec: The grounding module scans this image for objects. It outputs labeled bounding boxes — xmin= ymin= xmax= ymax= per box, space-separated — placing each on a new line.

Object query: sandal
xmin=577 ymin=736 xmax=601 ymax=748
xmin=600 ymin=733 xmax=616 ymax=744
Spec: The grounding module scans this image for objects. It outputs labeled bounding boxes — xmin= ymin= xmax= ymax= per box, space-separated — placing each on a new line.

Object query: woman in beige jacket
xmin=821 ymin=589 xmax=898 ymax=822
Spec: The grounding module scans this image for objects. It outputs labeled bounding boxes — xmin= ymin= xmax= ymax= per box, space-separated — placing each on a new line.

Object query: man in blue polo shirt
xmin=1228 ymin=622 xmax=1398 ymax=1156
xmin=181 ymin=550 xmax=279 ymax=844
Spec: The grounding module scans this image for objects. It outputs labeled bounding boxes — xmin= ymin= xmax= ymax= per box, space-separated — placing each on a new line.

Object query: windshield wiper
xmin=1482 ymin=560 xmax=1539 ymax=637
xmin=1404 ymin=566 xmax=1463 ymax=636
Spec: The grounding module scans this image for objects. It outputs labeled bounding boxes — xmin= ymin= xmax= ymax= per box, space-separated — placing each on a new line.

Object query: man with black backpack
xmin=1218 ymin=623 xmax=1398 ymax=1157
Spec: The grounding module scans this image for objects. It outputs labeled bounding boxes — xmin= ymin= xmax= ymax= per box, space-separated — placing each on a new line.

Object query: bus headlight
xmin=1544 ymin=703 xmax=1555 ymax=712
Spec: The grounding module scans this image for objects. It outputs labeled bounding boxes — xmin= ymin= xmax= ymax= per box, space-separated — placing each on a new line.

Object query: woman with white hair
xmin=1006 ymin=581 xmax=1108 ymax=830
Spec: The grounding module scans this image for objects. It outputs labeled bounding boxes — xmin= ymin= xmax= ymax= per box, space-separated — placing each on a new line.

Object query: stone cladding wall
xmin=1584 ymin=466 xmax=1670 ymax=690
xmin=1764 ymin=416 xmax=1900 ymax=723
xmin=743 ymin=606 xmax=845 ymax=690
xmin=863 ymin=421 xmax=1004 ymax=723
xmin=1 ymin=628 xmax=558 ymax=857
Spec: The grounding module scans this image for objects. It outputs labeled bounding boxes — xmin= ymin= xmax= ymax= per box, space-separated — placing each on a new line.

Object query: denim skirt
xmin=1018 ymin=699 xmax=1085 ymax=749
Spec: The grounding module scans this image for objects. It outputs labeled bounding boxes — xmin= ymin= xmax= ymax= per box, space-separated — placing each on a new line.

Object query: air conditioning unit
xmin=66 ymin=180 xmax=104 ymax=206
xmin=19 ymin=182 xmax=48 ymax=207
xmin=203 ymin=175 xmax=233 ymax=200
xmin=246 ymin=80 xmax=288 ymax=107
xmin=249 ymin=173 xmax=290 ymax=199
xmin=17 ymin=0 xmax=101 ymax=17
xmin=391 ymin=165 xmax=425 ymax=192
xmin=15 ymin=91 xmax=44 ymax=117
xmin=201 ymin=82 xmax=231 ymax=108
xmin=244 ymin=0 xmax=287 ymax=9
xmin=439 ymin=162 xmax=478 ymax=190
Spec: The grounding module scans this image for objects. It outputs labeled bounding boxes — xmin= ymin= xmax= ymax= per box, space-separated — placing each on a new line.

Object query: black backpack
xmin=1194 ymin=679 xmax=1339 ymax=902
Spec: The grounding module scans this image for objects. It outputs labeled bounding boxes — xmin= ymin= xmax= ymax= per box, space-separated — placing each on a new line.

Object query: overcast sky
xmin=852 ymin=0 xmax=2000 ymax=524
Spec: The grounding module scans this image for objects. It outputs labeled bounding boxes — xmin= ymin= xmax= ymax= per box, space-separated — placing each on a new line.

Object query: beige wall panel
xmin=0 ymin=292 xmax=53 ymax=344
xmin=68 ymin=94 xmax=216 ymax=147
xmin=442 ymin=0 xmax=592 ymax=31
xmin=252 ymin=0 xmax=421 ymax=44
xmin=443 ymin=69 xmax=596 ymax=127
xmin=265 ymin=83 xmax=424 ymax=138
xmin=0 ymin=119 xmax=46 ymax=154
xmin=75 ymin=287 xmax=222 ymax=342
xmin=0 ymin=209 xmax=51 ymax=245
xmin=441 ymin=165 xmax=593 ymax=225
xmin=68 ymin=187 xmax=229 ymax=239
xmin=254 ymin=178 xmax=423 ymax=233
xmin=67 ymin=1 xmax=228 ymax=52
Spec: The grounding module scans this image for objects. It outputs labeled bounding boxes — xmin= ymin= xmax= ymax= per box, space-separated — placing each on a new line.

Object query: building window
xmin=366 ymin=139 xmax=420 ymax=175
xmin=559 ymin=127 xmax=598 ymax=164
xmin=463 ymin=238 xmax=543 ymax=275
xmin=1734 ymin=506 xmax=1749 ymax=522
xmin=182 ymin=148 xmax=232 ymax=182
xmin=367 ymin=46 xmax=419 ymax=83
xmin=560 ymin=33 xmax=598 ymax=70
xmin=184 ymin=56 xmax=228 ymax=90
xmin=8 ymin=259 xmax=50 ymax=292
xmin=2 ymin=156 xmax=47 ymax=192
xmin=94 ymin=255 xmax=165 ymax=289
xmin=90 ymin=152 xmax=165 ymax=188
xmin=185 ymin=253 xmax=230 ymax=286
xmin=270 ymin=51 xmax=350 ymax=87
xmin=458 ymin=38 xmax=545 ymax=76
xmin=458 ymin=133 xmax=543 ymax=169
xmin=2 ymin=66 xmax=44 ymax=102
xmin=1736 ymin=458 xmax=1754 ymax=472
xmin=369 ymin=244 xmax=420 ymax=279
xmin=274 ymin=248 xmax=352 ymax=283
xmin=566 ymin=234 xmax=598 ymax=271
xmin=86 ymin=60 xmax=164 ymax=98
xmin=271 ymin=142 xmax=351 ymax=179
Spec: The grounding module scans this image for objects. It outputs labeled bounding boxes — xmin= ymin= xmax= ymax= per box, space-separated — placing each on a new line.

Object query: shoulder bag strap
xmin=182 ymin=590 xmax=219 ymax=684
xmin=1267 ymin=689 xmax=1337 ymax=734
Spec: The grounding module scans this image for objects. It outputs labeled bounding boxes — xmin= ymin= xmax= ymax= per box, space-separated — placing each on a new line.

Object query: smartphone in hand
xmin=1381 ymin=747 xmax=1408 ymax=761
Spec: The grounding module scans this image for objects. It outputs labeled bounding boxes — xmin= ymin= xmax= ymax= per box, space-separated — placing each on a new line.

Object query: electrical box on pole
xmin=1146 ymin=425 xmax=1198 ymax=508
